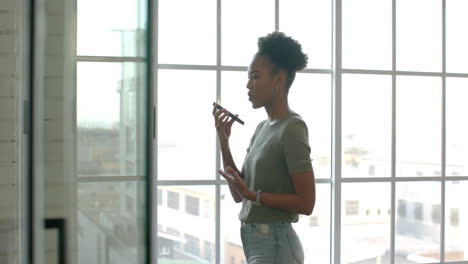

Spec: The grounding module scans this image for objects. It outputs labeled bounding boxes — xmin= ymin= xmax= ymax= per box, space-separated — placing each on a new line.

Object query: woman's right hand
xmin=212 ymin=103 xmax=237 ymax=145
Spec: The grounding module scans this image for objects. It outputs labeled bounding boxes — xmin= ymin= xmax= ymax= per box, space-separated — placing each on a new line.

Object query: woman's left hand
xmin=218 ymin=167 xmax=251 ymax=199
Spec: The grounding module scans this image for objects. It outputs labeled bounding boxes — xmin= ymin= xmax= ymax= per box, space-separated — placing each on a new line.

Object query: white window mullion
xmin=342 ymin=68 xmax=468 ymax=77
xmin=342 ymin=69 xmax=393 ymax=75
xmin=339 ymin=176 xmax=468 ymax=183
xmin=441 ymin=0 xmax=447 ymax=262
xmin=390 ymin=0 xmax=397 ymax=263
xmin=275 ymin=0 xmax=279 ymax=31
xmin=76 ymin=55 xmax=146 ymax=63
xmin=157 ymin=64 xmax=220 ymax=71
xmin=441 ymin=171 xmax=446 ymax=264
xmin=445 ymin=72 xmax=468 ymax=78
xmin=215 ymin=0 xmax=222 ymax=263
xmin=331 ymin=0 xmax=342 ymax=263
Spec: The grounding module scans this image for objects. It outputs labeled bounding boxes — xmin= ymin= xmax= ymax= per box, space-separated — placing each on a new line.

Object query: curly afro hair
xmin=257 ymin=31 xmax=308 ymax=90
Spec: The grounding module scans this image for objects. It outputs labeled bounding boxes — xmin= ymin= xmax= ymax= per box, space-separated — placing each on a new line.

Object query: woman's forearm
xmin=220 ymin=141 xmax=242 ymax=175
xmin=220 ymin=141 xmax=244 ymax=202
xmin=245 ymin=191 xmax=315 ymax=215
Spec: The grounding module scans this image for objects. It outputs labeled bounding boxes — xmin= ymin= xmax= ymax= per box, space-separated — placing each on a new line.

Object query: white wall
xmin=0 ymin=0 xmax=22 ymax=263
xmin=38 ymin=0 xmax=78 ymax=263
xmin=0 ymin=0 xmax=78 ymax=263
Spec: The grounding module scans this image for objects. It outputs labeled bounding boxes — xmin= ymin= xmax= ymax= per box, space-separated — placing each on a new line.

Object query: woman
xmin=213 ymin=31 xmax=316 ymax=264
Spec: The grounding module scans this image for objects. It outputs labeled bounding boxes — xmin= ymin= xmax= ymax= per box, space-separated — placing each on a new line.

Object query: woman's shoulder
xmin=282 ymin=114 xmax=309 ymax=135
xmin=286 ymin=113 xmax=307 ymax=126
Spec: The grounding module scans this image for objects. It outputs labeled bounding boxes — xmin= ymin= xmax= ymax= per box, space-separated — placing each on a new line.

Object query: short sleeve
xmin=281 ymin=119 xmax=313 ymax=175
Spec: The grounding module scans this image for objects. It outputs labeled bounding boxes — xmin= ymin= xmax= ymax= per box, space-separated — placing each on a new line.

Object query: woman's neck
xmin=264 ymin=97 xmax=292 ymax=124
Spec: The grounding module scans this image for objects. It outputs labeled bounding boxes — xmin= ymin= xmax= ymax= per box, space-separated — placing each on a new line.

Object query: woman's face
xmin=246 ymin=54 xmax=282 ymax=109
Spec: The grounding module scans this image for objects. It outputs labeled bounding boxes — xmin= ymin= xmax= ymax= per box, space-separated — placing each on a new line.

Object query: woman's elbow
xmin=302 ymin=200 xmax=316 ymax=216
xmin=302 ymin=207 xmax=313 ymax=216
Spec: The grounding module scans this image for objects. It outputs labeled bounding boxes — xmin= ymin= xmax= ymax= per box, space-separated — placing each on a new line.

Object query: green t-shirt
xmin=239 ymin=113 xmax=313 ymax=223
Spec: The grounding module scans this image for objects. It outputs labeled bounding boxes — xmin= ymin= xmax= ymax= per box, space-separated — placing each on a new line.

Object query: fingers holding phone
xmin=212 ymin=103 xmax=241 ymax=144
xmin=212 ymin=103 xmax=244 ymax=125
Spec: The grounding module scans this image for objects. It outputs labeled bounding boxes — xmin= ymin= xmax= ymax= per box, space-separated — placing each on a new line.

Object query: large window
xmin=76 ymin=0 xmax=149 ymax=263
xmin=154 ymin=1 xmax=468 ymax=264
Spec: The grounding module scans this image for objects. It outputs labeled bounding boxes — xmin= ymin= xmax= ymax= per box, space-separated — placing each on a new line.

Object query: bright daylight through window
xmin=76 ymin=0 xmax=468 ymax=263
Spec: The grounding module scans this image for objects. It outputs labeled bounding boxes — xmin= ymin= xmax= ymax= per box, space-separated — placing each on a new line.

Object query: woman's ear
xmin=275 ymin=70 xmax=287 ymax=94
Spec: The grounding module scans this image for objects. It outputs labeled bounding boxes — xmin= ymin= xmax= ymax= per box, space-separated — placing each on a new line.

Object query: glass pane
xmin=222 ymin=0 xmax=274 ymax=66
xmin=221 ymin=186 xmax=245 ymax=264
xmin=158 ymin=70 xmax=216 ymax=180
xmin=33 ymin=0 xmax=149 ymax=263
xmin=78 ymin=0 xmax=147 ymax=57
xmin=221 ymin=71 xmax=267 ymax=170
xmin=289 ymin=73 xmax=332 ymax=178
xmin=158 ymin=0 xmax=216 ymax=65
xmin=396 ymin=76 xmax=441 ymax=177
xmin=342 ymin=183 xmax=390 ymax=264
xmin=446 ymin=78 xmax=468 ymax=177
xmin=447 ymin=0 xmax=468 ymax=73
xmin=445 ymin=181 xmax=468 ymax=262
xmin=78 ymin=181 xmax=146 ymax=263
xmin=343 ymin=0 xmax=391 ymax=70
xmin=158 ymin=186 xmax=215 ymax=264
xmin=280 ymin=0 xmax=332 ymax=69
xmin=298 ymin=184 xmax=331 ymax=263
xmin=342 ymin=74 xmax=391 ymax=177
xmin=396 ymin=182 xmax=441 ymax=262
xmin=78 ymin=62 xmax=146 ymax=177
xmin=396 ymin=0 xmax=442 ymax=72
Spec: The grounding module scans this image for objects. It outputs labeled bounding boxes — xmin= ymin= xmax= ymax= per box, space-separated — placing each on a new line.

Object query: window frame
xmin=151 ymin=0 xmax=468 ymax=263
xmin=74 ymin=0 xmax=468 ymax=263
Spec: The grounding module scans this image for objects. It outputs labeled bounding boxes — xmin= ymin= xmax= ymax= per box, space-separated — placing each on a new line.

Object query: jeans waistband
xmin=241 ymin=221 xmax=291 ymax=228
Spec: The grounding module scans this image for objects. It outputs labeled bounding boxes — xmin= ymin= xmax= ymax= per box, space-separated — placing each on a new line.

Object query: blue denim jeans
xmin=240 ymin=222 xmax=304 ymax=264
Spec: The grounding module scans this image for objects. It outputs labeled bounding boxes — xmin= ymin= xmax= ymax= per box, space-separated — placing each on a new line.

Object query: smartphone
xmin=213 ymin=102 xmax=245 ymax=125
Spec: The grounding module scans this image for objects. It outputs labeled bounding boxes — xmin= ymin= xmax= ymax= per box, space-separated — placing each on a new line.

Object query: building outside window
xmin=345 ymin=200 xmax=359 ymax=216
xmin=450 ymin=208 xmax=459 ymax=227
xmin=414 ymin=202 xmax=424 ymax=221
xmin=185 ymin=195 xmax=200 ymax=216
xmin=184 ymin=234 xmax=200 ymax=257
xmin=158 ymin=188 xmax=163 ymax=206
xmin=167 ymin=191 xmax=179 ymax=210
xmin=398 ymin=199 xmax=407 ymax=218
xmin=432 ymin=204 xmax=441 ymax=224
